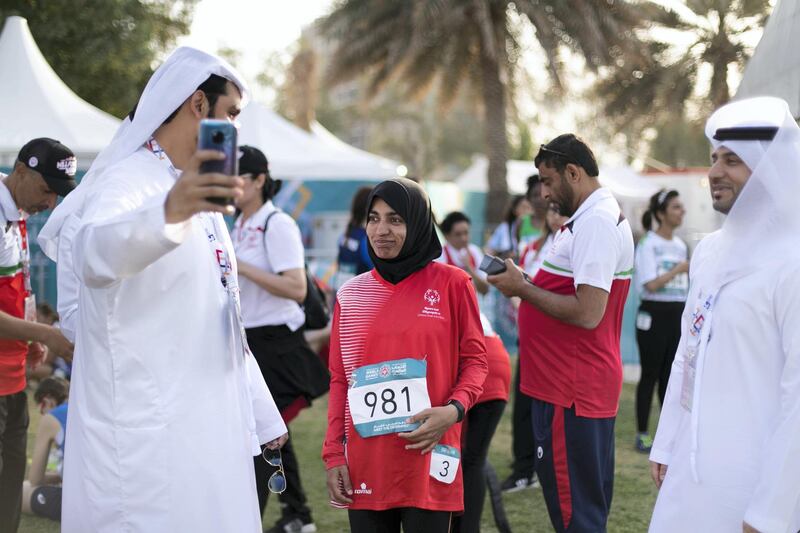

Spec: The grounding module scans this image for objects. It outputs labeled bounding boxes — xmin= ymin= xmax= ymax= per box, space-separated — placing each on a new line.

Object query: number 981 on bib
xmin=348 ymin=358 xmax=432 ymax=438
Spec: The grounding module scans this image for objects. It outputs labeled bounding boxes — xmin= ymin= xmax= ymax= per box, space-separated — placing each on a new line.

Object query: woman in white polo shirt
xmin=233 ymin=146 xmax=328 ymax=533
xmin=634 ymin=189 xmax=688 ymax=453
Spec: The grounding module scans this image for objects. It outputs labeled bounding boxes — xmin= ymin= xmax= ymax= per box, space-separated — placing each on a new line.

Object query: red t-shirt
xmin=477 ymin=335 xmax=510 ymax=404
xmin=323 ymin=262 xmax=488 ymax=511
xmin=518 ymin=189 xmax=634 ymax=418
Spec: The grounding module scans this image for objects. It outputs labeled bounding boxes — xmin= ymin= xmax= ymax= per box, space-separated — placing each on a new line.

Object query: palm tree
xmin=595 ymin=0 xmax=771 ymax=151
xmin=283 ymin=39 xmax=319 ymax=132
xmin=319 ymin=0 xmax=660 ymax=223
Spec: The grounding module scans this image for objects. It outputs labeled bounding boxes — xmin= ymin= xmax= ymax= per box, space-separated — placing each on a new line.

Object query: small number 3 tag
xmin=429 ymin=444 xmax=460 ymax=484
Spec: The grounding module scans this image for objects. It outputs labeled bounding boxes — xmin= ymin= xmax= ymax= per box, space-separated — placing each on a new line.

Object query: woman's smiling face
xmin=366 ymin=198 xmax=407 ymax=260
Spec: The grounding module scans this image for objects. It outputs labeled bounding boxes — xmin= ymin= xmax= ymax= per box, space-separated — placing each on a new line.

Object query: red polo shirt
xmin=518 ymin=188 xmax=634 ymax=418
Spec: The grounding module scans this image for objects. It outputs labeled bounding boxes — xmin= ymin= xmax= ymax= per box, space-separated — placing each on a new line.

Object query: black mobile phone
xmin=198 ymin=119 xmax=238 ymax=206
xmin=480 ymin=253 xmax=535 ymax=284
xmin=479 ymin=254 xmax=507 ymax=275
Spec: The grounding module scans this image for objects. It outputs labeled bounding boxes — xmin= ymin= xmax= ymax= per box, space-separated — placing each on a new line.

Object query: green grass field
xmin=19 ymin=363 xmax=659 ymax=532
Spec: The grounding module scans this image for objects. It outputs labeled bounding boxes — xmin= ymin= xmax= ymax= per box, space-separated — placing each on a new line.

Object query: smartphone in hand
xmin=479 ymin=254 xmax=507 ymax=275
xmin=480 ymin=253 xmax=535 ymax=285
xmin=198 ymin=119 xmax=238 ymax=206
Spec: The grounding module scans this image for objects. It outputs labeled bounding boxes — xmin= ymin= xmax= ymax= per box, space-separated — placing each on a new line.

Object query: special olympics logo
xmin=379 ymin=365 xmax=390 ymax=377
xmin=424 ymin=289 xmax=440 ymax=306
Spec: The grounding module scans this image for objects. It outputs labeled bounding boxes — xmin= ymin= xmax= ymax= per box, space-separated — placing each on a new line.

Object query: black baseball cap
xmin=238 ymin=145 xmax=270 ymax=177
xmin=17 ymin=138 xmax=78 ymax=197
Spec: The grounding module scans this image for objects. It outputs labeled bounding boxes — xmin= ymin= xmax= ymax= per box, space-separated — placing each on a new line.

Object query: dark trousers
xmin=348 ymin=508 xmax=453 ymax=533
xmin=510 ymin=357 xmax=535 ymax=477
xmin=0 ymin=391 xmax=28 ymax=533
xmin=247 ymin=325 xmax=325 ymax=522
xmin=532 ymin=399 xmax=615 ymax=533
xmin=453 ymin=399 xmax=506 ymax=533
xmin=254 ymin=433 xmax=312 ymax=521
xmin=635 ymin=301 xmax=683 ymax=433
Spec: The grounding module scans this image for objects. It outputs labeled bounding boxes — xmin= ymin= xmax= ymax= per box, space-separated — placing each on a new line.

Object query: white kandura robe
xmin=649 ymin=232 xmax=800 ymax=533
xmin=61 ymin=147 xmax=287 ymax=533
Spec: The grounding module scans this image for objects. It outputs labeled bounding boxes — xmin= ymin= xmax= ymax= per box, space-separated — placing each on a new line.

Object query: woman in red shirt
xmin=323 ymin=178 xmax=488 ymax=533
xmin=452 ymin=314 xmax=511 ymax=533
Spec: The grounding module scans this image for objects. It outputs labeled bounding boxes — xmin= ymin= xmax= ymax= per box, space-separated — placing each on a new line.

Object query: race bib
xmin=348 ymin=358 xmax=431 ymax=438
xmin=636 ymin=310 xmax=652 ymax=331
xmin=656 ymin=260 xmax=688 ymax=294
xmin=429 ymin=444 xmax=460 ymax=484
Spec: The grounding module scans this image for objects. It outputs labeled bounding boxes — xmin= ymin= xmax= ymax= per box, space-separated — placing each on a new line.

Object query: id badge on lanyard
xmin=347 ymin=357 xmax=432 ymax=438
xmin=681 ymin=291 xmax=714 ymax=412
xmin=144 ymin=137 xmax=250 ymax=357
xmin=202 ymin=216 xmax=250 ymax=357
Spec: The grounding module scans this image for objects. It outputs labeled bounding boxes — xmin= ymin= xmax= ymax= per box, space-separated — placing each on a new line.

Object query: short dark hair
xmin=128 ymin=74 xmax=231 ymax=124
xmin=34 ymin=377 xmax=69 ymax=405
xmin=534 ymin=134 xmax=599 ymax=177
xmin=36 ymin=301 xmax=58 ymax=323
xmin=348 ymin=186 xmax=373 ymax=232
xmin=526 ymin=174 xmax=540 ymax=198
xmin=440 ymin=211 xmax=471 ymax=235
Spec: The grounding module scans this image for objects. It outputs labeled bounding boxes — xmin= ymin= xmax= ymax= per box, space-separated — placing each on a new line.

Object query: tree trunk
xmin=479 ymin=38 xmax=508 ymax=226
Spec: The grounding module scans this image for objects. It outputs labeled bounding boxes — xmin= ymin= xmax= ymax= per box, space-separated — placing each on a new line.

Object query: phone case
xmin=479 ymin=254 xmax=507 ymax=275
xmin=198 ymin=119 xmax=238 ymax=206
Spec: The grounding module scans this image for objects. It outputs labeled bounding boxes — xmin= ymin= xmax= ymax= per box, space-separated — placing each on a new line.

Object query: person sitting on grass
xmin=21 ymin=377 xmax=69 ymax=522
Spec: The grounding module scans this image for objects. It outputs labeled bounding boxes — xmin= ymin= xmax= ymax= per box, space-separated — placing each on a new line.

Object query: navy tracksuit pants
xmin=531 ymin=398 xmax=615 ymax=533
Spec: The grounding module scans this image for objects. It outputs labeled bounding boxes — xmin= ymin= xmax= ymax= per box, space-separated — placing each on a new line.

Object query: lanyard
xmin=143 ymin=138 xmax=251 ymax=356
xmin=16 ymin=218 xmax=31 ymax=295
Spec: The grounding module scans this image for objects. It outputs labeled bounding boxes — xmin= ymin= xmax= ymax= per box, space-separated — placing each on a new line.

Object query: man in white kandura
xmin=37 ymin=47 xmax=288 ymax=532
xmin=648 ymin=96 xmax=800 ymax=533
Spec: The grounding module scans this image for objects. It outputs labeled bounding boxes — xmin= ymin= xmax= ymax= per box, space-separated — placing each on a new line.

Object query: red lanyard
xmin=17 ymin=219 xmax=31 ymax=295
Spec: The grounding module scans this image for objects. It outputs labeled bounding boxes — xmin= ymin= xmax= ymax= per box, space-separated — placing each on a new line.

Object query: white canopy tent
xmin=0 ymin=16 xmax=121 ymax=169
xmin=453 ymin=156 xmax=659 ymax=234
xmin=736 ymin=1 xmax=800 ymax=117
xmin=454 ymin=156 xmax=658 ymax=199
xmin=238 ymin=102 xmax=400 ymax=181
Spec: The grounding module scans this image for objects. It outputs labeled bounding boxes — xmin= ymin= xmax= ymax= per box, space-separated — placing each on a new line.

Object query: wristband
xmin=447 ymin=399 xmax=465 ymax=423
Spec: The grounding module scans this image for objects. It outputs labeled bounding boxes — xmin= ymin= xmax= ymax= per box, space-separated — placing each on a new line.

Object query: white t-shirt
xmin=233 ymin=201 xmax=306 ymax=330
xmin=635 ymin=231 xmax=689 ymax=302
xmin=486 ymin=222 xmax=515 ymax=255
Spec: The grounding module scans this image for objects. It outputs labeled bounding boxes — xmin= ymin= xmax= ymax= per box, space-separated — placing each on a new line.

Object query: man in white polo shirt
xmin=488 ymin=134 xmax=634 ymax=532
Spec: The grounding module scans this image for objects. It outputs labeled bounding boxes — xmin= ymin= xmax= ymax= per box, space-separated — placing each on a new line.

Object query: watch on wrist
xmin=447 ymin=400 xmax=465 ymax=423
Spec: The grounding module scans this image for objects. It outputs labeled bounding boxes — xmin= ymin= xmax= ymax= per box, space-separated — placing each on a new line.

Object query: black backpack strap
xmin=262 ymin=208 xmax=282 ymax=235
xmin=262 ymin=208 xmax=285 ymax=255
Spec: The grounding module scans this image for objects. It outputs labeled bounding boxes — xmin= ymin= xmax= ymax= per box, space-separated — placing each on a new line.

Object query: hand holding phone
xmin=164 ymin=149 xmax=244 ymax=224
xmin=479 ymin=254 xmax=508 ymax=276
xmin=480 ymin=254 xmax=534 ymax=285
xmin=198 ymin=119 xmax=239 ymax=206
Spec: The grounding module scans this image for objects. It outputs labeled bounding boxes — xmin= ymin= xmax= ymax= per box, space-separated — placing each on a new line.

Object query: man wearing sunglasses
xmin=488 ymin=134 xmax=634 ymax=532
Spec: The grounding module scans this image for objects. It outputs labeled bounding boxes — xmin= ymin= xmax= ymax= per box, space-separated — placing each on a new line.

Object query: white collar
xmin=0 ymin=180 xmax=21 ymax=223
xmin=566 ymin=187 xmax=614 ymax=224
xmin=236 ymin=200 xmax=276 ymax=230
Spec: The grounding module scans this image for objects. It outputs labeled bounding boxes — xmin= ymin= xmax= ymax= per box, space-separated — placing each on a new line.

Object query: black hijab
xmin=367 ymin=178 xmax=442 ymax=284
